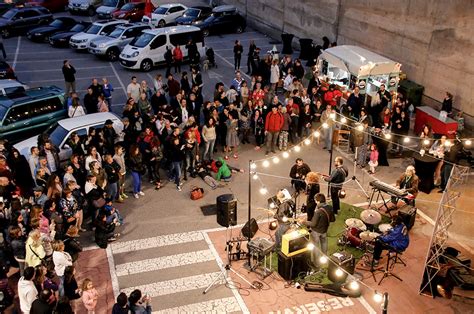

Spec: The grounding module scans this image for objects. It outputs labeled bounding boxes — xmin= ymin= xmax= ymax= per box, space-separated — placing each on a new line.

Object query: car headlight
xmin=131 ymin=51 xmax=139 ymax=57
xmin=98 ymin=43 xmax=106 ymax=48
xmin=59 ymin=38 xmax=66 ymax=41
xmin=80 ymin=3 xmax=88 ymax=8
xmin=106 ymin=11 xmax=111 ymax=14
xmin=80 ymin=39 xmax=88 ymax=43
xmin=118 ymin=13 xmax=125 ymax=18
xmin=35 ymin=33 xmax=42 ymax=36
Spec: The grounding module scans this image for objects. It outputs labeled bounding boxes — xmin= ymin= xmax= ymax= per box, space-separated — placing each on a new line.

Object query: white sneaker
xmin=138 ymin=191 xmax=145 ymax=196
xmin=134 ymin=193 xmax=139 ymax=199
xmin=177 ymin=186 xmax=182 ymax=191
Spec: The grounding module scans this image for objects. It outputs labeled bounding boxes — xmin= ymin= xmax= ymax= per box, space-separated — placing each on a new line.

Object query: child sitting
xmin=215 ymin=158 xmax=232 ymax=182
xmin=103 ymin=198 xmax=123 ymax=226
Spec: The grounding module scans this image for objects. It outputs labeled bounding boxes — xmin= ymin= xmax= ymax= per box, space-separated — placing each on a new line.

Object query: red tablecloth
xmin=414 ymin=106 xmax=458 ymax=138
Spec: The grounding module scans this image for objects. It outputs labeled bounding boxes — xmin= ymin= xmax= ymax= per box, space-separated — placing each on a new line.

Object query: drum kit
xmin=340 ymin=209 xmax=392 ymax=251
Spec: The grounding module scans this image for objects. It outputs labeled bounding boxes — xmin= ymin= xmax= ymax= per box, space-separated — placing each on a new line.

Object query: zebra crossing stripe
xmin=115 ymin=250 xmax=216 ymax=277
xmin=152 ymin=297 xmax=241 ymax=314
xmin=120 ymin=272 xmax=224 ymax=297
xmin=110 ymin=231 xmax=204 ymax=254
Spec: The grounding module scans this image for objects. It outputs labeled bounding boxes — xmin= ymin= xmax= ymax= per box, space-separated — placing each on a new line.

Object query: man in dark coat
xmin=62 ymin=59 xmax=76 ymax=94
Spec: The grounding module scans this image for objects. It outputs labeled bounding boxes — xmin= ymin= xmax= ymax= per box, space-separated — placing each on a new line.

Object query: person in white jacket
xmin=52 ymin=240 xmax=73 ymax=297
xmin=18 ymin=267 xmax=38 ymax=314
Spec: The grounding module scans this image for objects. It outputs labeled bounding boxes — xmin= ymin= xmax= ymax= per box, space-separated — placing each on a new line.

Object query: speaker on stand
xmin=216 ymin=194 xmax=237 ymax=228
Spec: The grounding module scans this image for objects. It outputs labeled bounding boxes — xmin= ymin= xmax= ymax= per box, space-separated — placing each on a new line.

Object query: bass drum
xmin=345 ymin=227 xmax=363 ymax=247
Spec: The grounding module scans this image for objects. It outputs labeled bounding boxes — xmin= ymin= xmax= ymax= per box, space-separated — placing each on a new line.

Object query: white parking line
xmin=213 ymin=51 xmax=251 ymax=81
xmin=29 ymin=75 xmax=117 ymax=83
xmin=17 ymin=51 xmax=74 ymax=54
xmin=12 ymin=36 xmax=21 ymax=69
xmin=14 ymin=58 xmax=91 ymax=63
xmin=109 ymin=61 xmax=128 ymax=99
xmin=15 ymin=66 xmax=110 ymax=73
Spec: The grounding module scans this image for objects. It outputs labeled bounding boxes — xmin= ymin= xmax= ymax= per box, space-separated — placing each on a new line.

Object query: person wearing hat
xmin=32 ymin=186 xmax=48 ymax=207
xmin=103 ymin=119 xmax=117 ymax=155
xmin=264 ymin=106 xmax=284 ymax=156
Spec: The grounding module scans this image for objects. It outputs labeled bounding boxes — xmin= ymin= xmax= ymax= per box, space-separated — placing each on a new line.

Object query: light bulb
xmin=357 ymin=125 xmax=364 ymax=131
xmin=304 ymin=138 xmax=311 ymax=145
xmin=329 ymin=112 xmax=336 ymax=120
xmin=319 ymin=256 xmax=328 ymax=264
xmin=313 ymin=130 xmax=320 ymax=138
xmin=466 ymin=139 xmax=472 ymax=146
xmin=335 ymin=268 xmax=344 ymax=277
xmin=349 ymin=281 xmax=360 ymax=290
xmin=250 ymin=163 xmax=257 ymax=170
xmin=384 ymin=133 xmax=391 ymax=139
xmin=282 ymin=151 xmax=290 ymax=158
xmin=423 ymin=139 xmax=430 ymax=145
xmin=282 ymin=216 xmax=288 ymax=222
xmin=273 ymin=157 xmax=280 ymax=164
xmin=403 ymin=137 xmax=410 ymax=143
xmin=269 ymin=202 xmax=275 ymax=209
xmin=259 ymin=187 xmax=268 ymax=195
xmin=341 ymin=117 xmax=347 ymax=124
xmin=263 ymin=160 xmax=270 ymax=167
xmin=322 ymin=122 xmax=329 ymax=129
xmin=294 ymin=145 xmax=301 ymax=152
xmin=252 ymin=173 xmax=259 ymax=180
xmin=373 ymin=292 xmax=383 ymax=303
xmin=444 ymin=140 xmax=451 ymax=147
xmin=307 ymin=243 xmax=315 ymax=250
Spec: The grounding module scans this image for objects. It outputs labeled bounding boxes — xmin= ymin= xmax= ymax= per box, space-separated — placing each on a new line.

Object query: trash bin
xmin=398 ymin=80 xmax=424 ymax=107
xmin=281 ymin=33 xmax=294 ymax=54
xmin=299 ymin=38 xmax=313 ymax=60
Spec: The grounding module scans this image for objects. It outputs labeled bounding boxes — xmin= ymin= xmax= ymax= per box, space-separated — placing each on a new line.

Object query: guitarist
xmin=324 ymin=156 xmax=348 ymax=215
xmin=301 ymin=193 xmax=335 ymax=267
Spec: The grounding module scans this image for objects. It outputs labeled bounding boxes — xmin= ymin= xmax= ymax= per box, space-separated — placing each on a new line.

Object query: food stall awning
xmin=321 ymin=45 xmax=401 ymax=77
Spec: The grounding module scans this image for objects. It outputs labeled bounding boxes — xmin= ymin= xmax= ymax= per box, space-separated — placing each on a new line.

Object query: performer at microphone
xmin=324 ymin=156 xmax=348 ymax=216
xmin=289 ymin=158 xmax=311 ymax=193
xmin=304 ymin=172 xmax=321 ymax=221
xmin=274 ymin=190 xmax=295 ymax=251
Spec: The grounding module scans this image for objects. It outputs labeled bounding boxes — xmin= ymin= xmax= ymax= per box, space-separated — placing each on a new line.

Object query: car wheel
xmin=236 ymin=25 xmax=244 ymax=34
xmin=1 ymin=28 xmax=10 ymax=38
xmin=88 ymin=6 xmax=95 ymax=16
xmin=202 ymin=29 xmax=209 ymax=37
xmin=140 ymin=59 xmax=153 ymax=72
xmin=107 ymin=48 xmax=119 ymax=61
xmin=158 ymin=20 xmax=165 ymax=28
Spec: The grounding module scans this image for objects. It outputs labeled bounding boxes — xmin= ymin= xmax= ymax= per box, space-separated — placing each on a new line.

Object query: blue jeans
xmin=203 ymin=139 xmax=216 ymax=161
xmin=310 ymin=230 xmax=328 ymax=264
xmin=131 ymin=171 xmax=142 ymax=194
xmin=169 ymin=161 xmax=182 ymax=186
xmin=275 ymin=223 xmax=290 ymax=250
xmin=106 ymin=182 xmax=118 ymax=200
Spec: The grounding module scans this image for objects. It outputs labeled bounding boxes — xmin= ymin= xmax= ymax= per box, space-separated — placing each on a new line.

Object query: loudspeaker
xmin=241 ymin=218 xmax=258 ymax=238
xmin=278 ymin=251 xmax=310 ymax=280
xmin=327 ymin=252 xmax=355 ymax=284
xmin=398 ymin=205 xmax=417 ymax=231
xmin=216 ymin=194 xmax=237 ymax=227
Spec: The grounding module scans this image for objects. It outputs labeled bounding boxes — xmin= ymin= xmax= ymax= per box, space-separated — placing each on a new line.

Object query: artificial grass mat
xmin=266 ymin=202 xmax=391 ymax=284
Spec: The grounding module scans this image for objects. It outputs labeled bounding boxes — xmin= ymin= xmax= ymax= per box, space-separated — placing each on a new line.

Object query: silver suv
xmin=69 ymin=19 xmax=127 ymax=50
xmin=88 ymin=23 xmax=150 ymax=61
xmin=69 ymin=0 xmax=103 ymax=16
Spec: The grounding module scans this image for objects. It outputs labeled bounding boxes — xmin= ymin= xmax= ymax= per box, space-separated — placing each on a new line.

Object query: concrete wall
xmin=221 ymin=0 xmax=474 ymax=118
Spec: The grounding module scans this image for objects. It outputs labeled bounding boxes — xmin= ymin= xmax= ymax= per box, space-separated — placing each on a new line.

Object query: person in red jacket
xmin=173 ymin=45 xmax=183 ymax=73
xmin=324 ymin=84 xmax=342 ymax=108
xmin=264 ymin=106 xmax=284 ymax=155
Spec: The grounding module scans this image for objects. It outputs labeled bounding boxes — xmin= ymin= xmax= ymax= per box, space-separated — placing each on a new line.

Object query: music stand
xmin=203 ymin=227 xmax=256 ymax=294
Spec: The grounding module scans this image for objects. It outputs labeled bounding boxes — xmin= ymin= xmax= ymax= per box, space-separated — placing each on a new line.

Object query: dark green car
xmin=0 ymin=85 xmax=67 ymax=143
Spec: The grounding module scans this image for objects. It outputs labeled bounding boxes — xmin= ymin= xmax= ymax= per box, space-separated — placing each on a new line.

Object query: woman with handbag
xmin=25 ymin=229 xmax=45 ymax=268
xmin=128 ymin=144 xmax=145 ymax=199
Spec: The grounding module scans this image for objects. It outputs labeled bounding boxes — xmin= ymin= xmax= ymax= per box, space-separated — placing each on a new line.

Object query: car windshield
xmin=2 ymin=10 xmax=16 ymax=20
xmin=0 ymin=104 xmax=7 ymax=122
xmin=108 ymin=27 xmax=124 ymax=38
xmin=120 ymin=3 xmax=134 ymax=11
xmin=49 ymin=20 xmax=64 ymax=28
xmin=70 ymin=24 xmax=85 ymax=32
xmin=45 ymin=123 xmax=68 ymax=147
xmin=85 ymin=24 xmax=101 ymax=34
xmin=154 ymin=7 xmax=168 ymax=14
xmin=183 ymin=8 xmax=199 ymax=17
xmin=130 ymin=32 xmax=153 ymax=47
xmin=103 ymin=0 xmax=118 ymax=6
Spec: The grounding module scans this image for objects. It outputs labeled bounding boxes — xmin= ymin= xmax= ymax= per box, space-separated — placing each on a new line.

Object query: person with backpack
xmin=301 ymin=193 xmax=335 ymax=267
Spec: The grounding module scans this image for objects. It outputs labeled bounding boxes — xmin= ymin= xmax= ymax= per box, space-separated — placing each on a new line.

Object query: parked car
xmin=142 ymin=3 xmax=186 ymax=28
xmin=175 ymin=6 xmax=212 ymax=25
xmin=27 ymin=16 xmax=77 ymax=42
xmin=0 ymin=61 xmax=16 ymax=79
xmin=69 ymin=19 xmax=126 ymax=50
xmin=120 ymin=25 xmax=205 ymax=71
xmin=26 ymin=0 xmax=69 ymax=12
xmin=14 ymin=112 xmax=124 ymax=162
xmin=112 ymin=1 xmax=148 ymax=22
xmin=0 ymin=80 xmax=28 ymax=96
xmin=96 ymin=0 xmax=129 ymax=19
xmin=194 ymin=5 xmax=246 ymax=37
xmin=49 ymin=21 xmax=91 ymax=47
xmin=0 ymin=6 xmax=52 ymax=38
xmin=88 ymin=22 xmax=150 ymax=61
xmin=0 ymin=85 xmax=66 ymax=142
xmin=68 ymin=0 xmax=102 ymax=16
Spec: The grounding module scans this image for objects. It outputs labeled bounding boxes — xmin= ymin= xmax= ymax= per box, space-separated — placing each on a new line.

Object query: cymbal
xmin=360 ymin=209 xmax=382 ymax=225
xmin=345 ymin=218 xmax=367 ymax=230
xmin=360 ymin=231 xmax=379 ymax=241
xmin=379 ymin=223 xmax=393 ymax=233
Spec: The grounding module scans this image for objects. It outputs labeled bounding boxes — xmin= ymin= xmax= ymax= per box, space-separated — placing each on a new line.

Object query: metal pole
xmin=327 ymin=126 xmax=334 ymax=196
xmin=247 ymin=159 xmax=252 ymax=266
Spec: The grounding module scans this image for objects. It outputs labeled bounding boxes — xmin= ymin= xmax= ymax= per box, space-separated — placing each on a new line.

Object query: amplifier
xmin=327 ymin=251 xmax=355 ymax=284
xmin=398 ymin=205 xmax=416 ymax=231
xmin=281 ymin=229 xmax=309 ymax=257
xmin=278 ymin=250 xmax=310 ymax=280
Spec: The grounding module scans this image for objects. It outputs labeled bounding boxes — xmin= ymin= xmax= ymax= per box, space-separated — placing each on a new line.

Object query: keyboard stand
xmin=368 ymin=188 xmax=394 ymax=217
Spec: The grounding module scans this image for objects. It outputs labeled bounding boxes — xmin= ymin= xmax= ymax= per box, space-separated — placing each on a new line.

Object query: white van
xmin=119 ymin=25 xmax=205 ymax=71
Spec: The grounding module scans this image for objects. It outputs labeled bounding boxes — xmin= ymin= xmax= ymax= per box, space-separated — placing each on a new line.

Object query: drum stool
xmin=378 ymin=248 xmax=406 ymax=285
